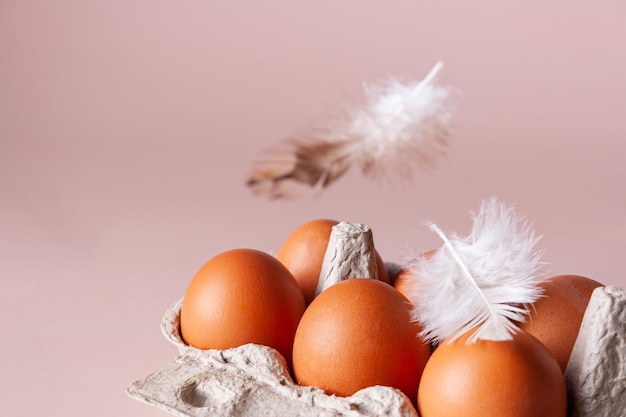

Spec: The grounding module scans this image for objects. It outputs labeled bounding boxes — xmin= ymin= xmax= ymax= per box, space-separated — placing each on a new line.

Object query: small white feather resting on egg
xmin=405 ymin=196 xmax=548 ymax=345
xmin=246 ymin=62 xmax=458 ymax=199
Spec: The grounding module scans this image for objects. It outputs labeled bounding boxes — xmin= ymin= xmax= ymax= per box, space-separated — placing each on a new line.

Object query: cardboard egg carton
xmin=127 ymin=222 xmax=626 ymax=416
xmin=127 ymin=285 xmax=625 ymax=417
xmin=564 ymin=285 xmax=626 ymax=416
xmin=127 ymin=298 xmax=417 ymax=417
xmin=128 ymin=222 xmax=417 ymax=416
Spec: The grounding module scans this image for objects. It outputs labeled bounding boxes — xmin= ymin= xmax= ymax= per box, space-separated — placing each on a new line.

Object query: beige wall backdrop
xmin=1 ymin=1 xmax=625 ymax=416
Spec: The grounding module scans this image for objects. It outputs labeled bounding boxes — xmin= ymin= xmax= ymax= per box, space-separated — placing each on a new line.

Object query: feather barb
xmin=407 ymin=197 xmax=546 ymax=345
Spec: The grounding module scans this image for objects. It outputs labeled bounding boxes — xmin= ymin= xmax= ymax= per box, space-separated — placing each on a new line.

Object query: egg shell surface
xmin=180 ymin=248 xmax=307 ymax=366
xmin=417 ymin=328 xmax=567 ymax=417
xmin=518 ymin=274 xmax=604 ymax=372
xmin=292 ymin=278 xmax=430 ymax=404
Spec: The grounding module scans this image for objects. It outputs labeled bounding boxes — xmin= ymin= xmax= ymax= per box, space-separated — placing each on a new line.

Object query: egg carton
xmin=128 ymin=222 xmax=418 ymax=416
xmin=127 ymin=297 xmax=418 ymax=417
xmin=127 ymin=222 xmax=626 ymax=416
xmin=127 ymin=285 xmax=626 ymax=417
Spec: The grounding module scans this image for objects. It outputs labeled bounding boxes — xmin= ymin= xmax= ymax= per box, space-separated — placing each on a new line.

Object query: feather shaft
xmin=427 ymin=222 xmax=497 ymax=326
xmin=381 ymin=61 xmax=444 ymax=124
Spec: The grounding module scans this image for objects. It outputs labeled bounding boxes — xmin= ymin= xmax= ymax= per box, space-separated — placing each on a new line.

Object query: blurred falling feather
xmin=246 ymin=61 xmax=458 ymax=199
xmin=406 ymin=197 xmax=547 ymax=345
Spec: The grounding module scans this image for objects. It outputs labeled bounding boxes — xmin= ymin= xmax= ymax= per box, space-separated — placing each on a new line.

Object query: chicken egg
xmin=180 ymin=248 xmax=306 ymax=366
xmin=417 ymin=327 xmax=567 ymax=417
xmin=518 ymin=274 xmax=604 ymax=372
xmin=276 ymin=218 xmax=389 ymax=304
xmin=393 ymin=250 xmax=435 ymax=301
xmin=292 ymin=278 xmax=431 ymax=404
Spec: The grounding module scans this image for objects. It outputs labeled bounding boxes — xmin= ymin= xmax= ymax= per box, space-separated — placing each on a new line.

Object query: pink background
xmin=2 ymin=1 xmax=625 ymax=416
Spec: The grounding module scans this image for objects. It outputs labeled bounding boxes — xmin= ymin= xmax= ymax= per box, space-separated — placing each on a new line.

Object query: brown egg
xmin=276 ymin=219 xmax=390 ymax=304
xmin=292 ymin=279 xmax=431 ymax=404
xmin=417 ymin=328 xmax=567 ymax=417
xmin=180 ymin=248 xmax=306 ymax=366
xmin=393 ymin=266 xmax=419 ymax=303
xmin=518 ymin=274 xmax=604 ymax=372
xmin=393 ymin=250 xmax=436 ymax=301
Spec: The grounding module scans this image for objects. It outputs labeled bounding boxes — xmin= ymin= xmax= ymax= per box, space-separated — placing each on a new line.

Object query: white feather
xmin=247 ymin=62 xmax=458 ymax=199
xmin=406 ymin=196 xmax=547 ymax=345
